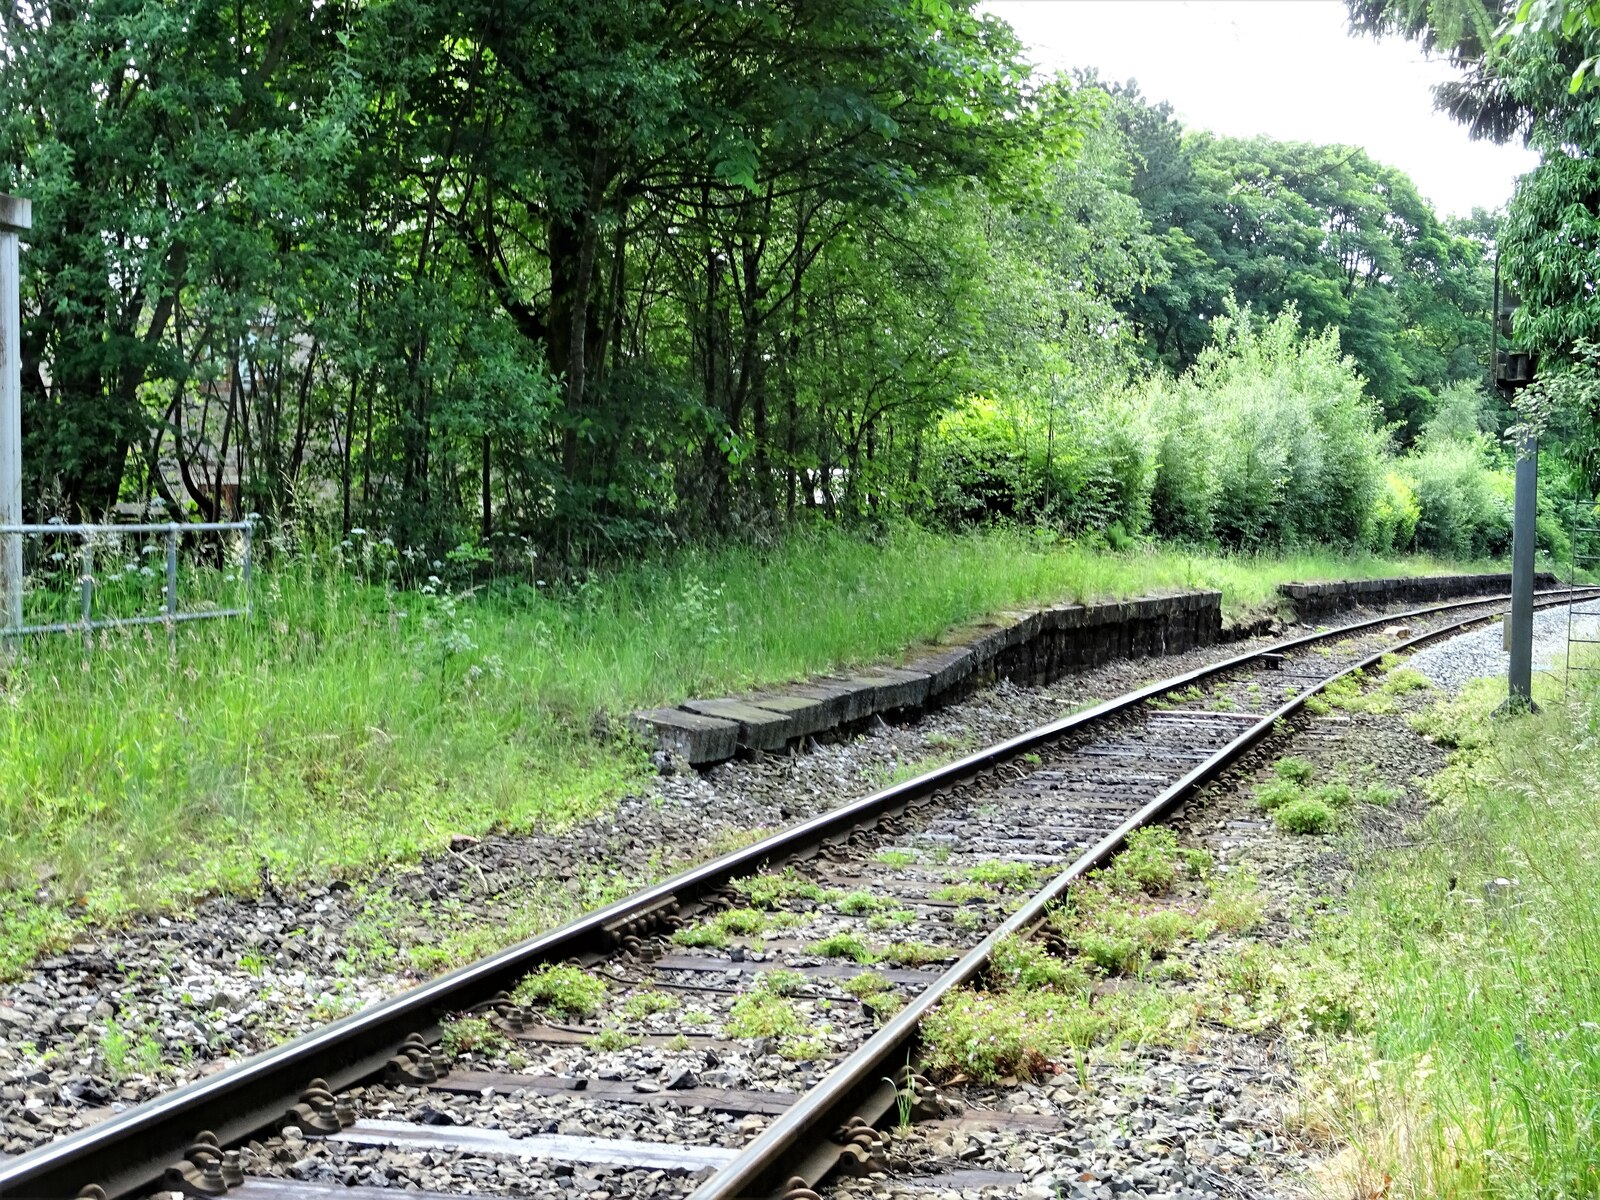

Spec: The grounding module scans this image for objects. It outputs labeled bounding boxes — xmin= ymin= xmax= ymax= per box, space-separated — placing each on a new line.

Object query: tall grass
xmin=0 ymin=524 xmax=1490 ymax=976
xmin=1314 ymin=674 xmax=1600 ymax=1197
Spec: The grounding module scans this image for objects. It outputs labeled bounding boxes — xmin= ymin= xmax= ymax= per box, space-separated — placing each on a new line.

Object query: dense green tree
xmin=1101 ymin=83 xmax=1495 ymax=436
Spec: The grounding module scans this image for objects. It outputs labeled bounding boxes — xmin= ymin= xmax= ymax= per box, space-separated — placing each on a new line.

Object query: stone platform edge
xmin=1278 ymin=570 xmax=1552 ymax=623
xmin=629 ymin=591 xmax=1222 ymax=765
xmin=631 ymin=571 xmax=1540 ymax=766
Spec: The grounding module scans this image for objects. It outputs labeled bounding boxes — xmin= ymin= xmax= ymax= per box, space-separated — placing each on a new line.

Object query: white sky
xmin=982 ymin=0 xmax=1539 ymax=218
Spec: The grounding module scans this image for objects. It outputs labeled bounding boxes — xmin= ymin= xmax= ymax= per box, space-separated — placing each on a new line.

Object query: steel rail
xmin=0 ymin=586 xmax=1585 ymax=1200
xmin=689 ymin=591 xmax=1585 ymax=1200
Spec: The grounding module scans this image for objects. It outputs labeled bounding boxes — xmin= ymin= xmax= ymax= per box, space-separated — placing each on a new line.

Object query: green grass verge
xmin=1301 ymin=673 xmax=1600 ymax=1198
xmin=0 ymin=525 xmax=1492 ymax=976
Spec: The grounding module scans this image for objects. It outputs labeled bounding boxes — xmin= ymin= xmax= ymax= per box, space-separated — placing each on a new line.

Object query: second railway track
xmin=3 ymin=588 xmax=1586 ymax=1200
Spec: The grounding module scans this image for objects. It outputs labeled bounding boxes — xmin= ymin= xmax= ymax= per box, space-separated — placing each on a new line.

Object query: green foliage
xmin=1268 ymin=660 xmax=1600 ymax=1194
xmin=880 ymin=941 xmax=950 ymax=967
xmin=1311 ymin=782 xmax=1357 ymax=810
xmin=842 ymin=971 xmax=893 ymax=998
xmin=989 ymin=935 xmax=1091 ymax=993
xmin=732 ymin=872 xmax=833 ymax=910
xmin=1141 ymin=307 xmax=1388 ymax=547
xmin=585 ymin=1028 xmax=641 ymax=1052
xmin=1273 ymin=797 xmax=1338 ymax=835
xmin=931 ymin=882 xmax=997 ymax=904
xmin=1202 ymin=870 xmax=1266 ymax=934
xmin=725 ymin=992 xmax=804 ymax=1039
xmin=834 ymin=891 xmax=889 ymax=916
xmin=1103 ymin=827 xmax=1188 ymax=895
xmin=512 ymin=965 xmax=606 ymax=1018
xmin=965 ymin=860 xmax=1038 ymax=889
xmin=0 ymin=529 xmax=1492 ymax=977
xmin=758 ymin=969 xmax=808 ymax=997
xmin=99 ymin=1019 xmax=164 ymax=1081
xmin=1361 ymin=782 xmax=1406 ymax=806
xmin=1275 ymin=757 xmax=1316 ymax=783
xmin=440 ymin=1016 xmax=509 ymax=1058
xmin=619 ymin=991 xmax=678 ymax=1019
xmin=1401 ymin=437 xmax=1512 ymax=559
xmin=809 ymin=932 xmax=877 ymax=963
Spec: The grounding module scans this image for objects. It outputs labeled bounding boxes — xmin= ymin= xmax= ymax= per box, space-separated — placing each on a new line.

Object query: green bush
xmin=1369 ymin=471 xmax=1422 ymax=552
xmin=1273 ymin=796 xmax=1337 ymax=834
xmin=1143 ymin=306 xmax=1386 ymax=548
xmin=1401 ymin=438 xmax=1511 ymax=559
xmin=923 ymin=394 xmax=1157 ymax=535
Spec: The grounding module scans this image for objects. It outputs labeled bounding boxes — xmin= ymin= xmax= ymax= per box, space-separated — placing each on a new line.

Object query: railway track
xmin=2 ymin=588 xmax=1585 ymax=1200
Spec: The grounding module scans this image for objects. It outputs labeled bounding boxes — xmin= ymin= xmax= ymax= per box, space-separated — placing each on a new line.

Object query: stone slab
xmin=627 ymin=708 xmax=740 ymax=764
xmin=907 ymin=644 xmax=980 ymax=697
xmin=740 ymin=691 xmax=836 ymax=738
xmin=679 ymin=698 xmax=794 ymax=750
xmin=784 ymin=677 xmax=880 ymax=725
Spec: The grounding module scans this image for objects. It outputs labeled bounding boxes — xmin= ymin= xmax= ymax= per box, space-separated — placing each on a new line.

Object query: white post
xmin=0 ymin=194 xmax=30 ymax=633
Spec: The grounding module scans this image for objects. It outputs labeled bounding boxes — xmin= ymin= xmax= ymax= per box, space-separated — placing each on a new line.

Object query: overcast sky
xmin=982 ymin=0 xmax=1538 ymax=218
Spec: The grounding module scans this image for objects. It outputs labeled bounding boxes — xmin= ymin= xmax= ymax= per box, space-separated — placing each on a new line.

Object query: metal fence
xmin=0 ymin=520 xmax=254 ymax=638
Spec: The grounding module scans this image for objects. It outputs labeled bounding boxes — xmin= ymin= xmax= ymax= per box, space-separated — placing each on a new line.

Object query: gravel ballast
xmin=1407 ymin=598 xmax=1600 ymax=691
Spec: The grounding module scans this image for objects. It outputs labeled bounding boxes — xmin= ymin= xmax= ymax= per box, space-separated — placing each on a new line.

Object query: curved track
xmin=0 ymin=588 xmax=1584 ymax=1200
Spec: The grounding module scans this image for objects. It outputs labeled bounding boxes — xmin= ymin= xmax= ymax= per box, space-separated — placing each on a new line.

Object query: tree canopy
xmin=0 ymin=0 xmax=1507 ymax=558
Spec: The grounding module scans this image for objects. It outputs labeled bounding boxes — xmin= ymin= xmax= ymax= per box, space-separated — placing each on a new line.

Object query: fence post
xmin=243 ymin=521 xmax=254 ymax=621
xmin=166 ymin=525 xmax=179 ymax=649
xmin=79 ymin=539 xmax=93 ymax=650
xmin=0 ymin=195 xmax=31 ymax=634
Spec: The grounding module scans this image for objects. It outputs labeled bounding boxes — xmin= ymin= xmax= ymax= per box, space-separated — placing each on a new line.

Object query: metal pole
xmin=166 ymin=527 xmax=179 ymax=650
xmin=79 ymin=540 xmax=93 ymax=651
xmin=0 ymin=195 xmax=31 ymax=634
xmin=1509 ymin=434 xmax=1539 ymax=708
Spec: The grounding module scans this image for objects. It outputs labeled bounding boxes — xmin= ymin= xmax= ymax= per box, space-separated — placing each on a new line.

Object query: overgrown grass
xmin=1307 ymin=672 xmax=1600 ymax=1198
xmin=0 ymin=524 xmax=1491 ymax=976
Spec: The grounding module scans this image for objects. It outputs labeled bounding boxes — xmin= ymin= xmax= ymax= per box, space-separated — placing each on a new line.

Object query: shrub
xmin=835 ymin=891 xmax=887 ymax=915
xmin=1273 ymin=797 xmax=1337 ymax=834
xmin=965 ymin=861 xmax=1037 ymax=889
xmin=1361 ymin=782 xmax=1405 ymax=806
xmin=620 ymin=990 xmax=677 ymax=1019
xmin=1105 ymin=826 xmax=1185 ymax=895
xmin=513 ymin=964 xmax=606 ymax=1017
xmin=923 ymin=989 xmax=1105 ymax=1082
xmin=439 ymin=1016 xmax=508 ymax=1057
xmin=1401 ymin=438 xmax=1510 ymax=559
xmin=759 ymin=969 xmax=809 ymax=996
xmin=989 ymin=935 xmax=1091 ymax=992
xmin=1311 ymin=781 xmax=1355 ymax=809
xmin=809 ymin=932 xmax=876 ymax=963
xmin=1275 ymin=756 xmax=1315 ymax=784
xmin=1254 ymin=778 xmax=1303 ymax=811
xmin=841 ymin=971 xmax=892 ymax=998
xmin=726 ymin=992 xmax=803 ymax=1039
xmin=1369 ymin=471 xmax=1422 ymax=552
xmin=1144 ymin=305 xmax=1385 ymax=548
xmin=733 ymin=871 xmax=832 ymax=909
